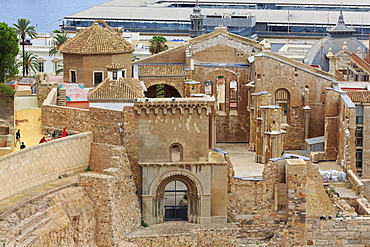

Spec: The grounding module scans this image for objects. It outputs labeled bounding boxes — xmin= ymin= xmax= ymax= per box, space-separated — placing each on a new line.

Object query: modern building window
xmin=38 ymin=62 xmax=44 ymax=72
xmin=113 ymin=71 xmax=117 ymax=80
xmin=275 ymin=89 xmax=290 ymax=124
xmin=356 ymin=105 xmax=364 ymax=124
xmin=355 ymin=127 xmax=363 ymax=146
xmin=70 ymin=70 xmax=76 ymax=83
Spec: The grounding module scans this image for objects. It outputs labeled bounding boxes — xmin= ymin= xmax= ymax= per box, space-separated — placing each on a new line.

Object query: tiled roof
xmin=88 ymin=78 xmax=144 ymax=102
xmin=106 ymin=62 xmax=124 ymax=70
xmin=346 ymin=91 xmax=370 ymax=103
xmin=60 ymin=22 xmax=134 ymax=55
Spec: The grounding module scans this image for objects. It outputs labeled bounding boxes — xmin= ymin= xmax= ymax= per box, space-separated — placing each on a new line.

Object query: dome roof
xmin=304 ymin=10 xmax=367 ymax=72
xmin=60 ymin=21 xmax=134 ymax=55
xmin=304 ymin=37 xmax=367 ymax=72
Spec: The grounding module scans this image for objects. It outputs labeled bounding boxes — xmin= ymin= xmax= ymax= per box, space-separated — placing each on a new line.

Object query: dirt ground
xmin=13 ymin=108 xmax=44 ymax=151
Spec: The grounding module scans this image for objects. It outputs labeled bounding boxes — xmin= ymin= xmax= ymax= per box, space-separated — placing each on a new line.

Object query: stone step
xmin=18 ymin=211 xmax=47 ymax=233
xmin=21 ymin=236 xmax=38 ymax=247
xmin=16 ymin=217 xmax=51 ymax=243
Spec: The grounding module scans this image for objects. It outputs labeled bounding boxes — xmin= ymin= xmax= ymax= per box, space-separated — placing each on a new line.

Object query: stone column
xmin=142 ymin=195 xmax=155 ymax=225
xmin=303 ymin=106 xmax=311 ymax=149
xmin=198 ymin=194 xmax=211 ymax=224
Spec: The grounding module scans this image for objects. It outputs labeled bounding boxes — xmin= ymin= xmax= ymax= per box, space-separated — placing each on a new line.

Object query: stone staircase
xmin=10 ymin=211 xmax=51 ymax=247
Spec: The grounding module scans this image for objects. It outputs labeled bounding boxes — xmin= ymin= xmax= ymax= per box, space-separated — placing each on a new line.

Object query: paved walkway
xmin=216 ymin=143 xmax=264 ymax=178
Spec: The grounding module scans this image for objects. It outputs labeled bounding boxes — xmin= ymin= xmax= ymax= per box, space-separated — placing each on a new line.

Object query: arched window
xmin=275 ymin=89 xmax=290 ymax=124
xmin=170 ymin=143 xmax=183 ymax=162
xmin=204 ymin=80 xmax=212 ymax=95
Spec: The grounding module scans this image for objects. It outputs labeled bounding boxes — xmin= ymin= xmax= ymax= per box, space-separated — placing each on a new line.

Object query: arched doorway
xmin=148 ymin=172 xmax=201 ymax=224
xmin=164 ymin=180 xmax=188 ymax=221
xmin=145 ymin=84 xmax=181 ymax=98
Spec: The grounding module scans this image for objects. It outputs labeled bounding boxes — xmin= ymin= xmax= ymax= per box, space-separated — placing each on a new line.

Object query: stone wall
xmin=306 ymin=217 xmax=370 ymax=246
xmin=216 ymin=114 xmax=249 ymax=143
xmin=42 ymin=104 xmax=124 ymax=146
xmin=42 ymin=104 xmax=90 ymax=133
xmin=0 ymin=132 xmax=93 ymax=201
xmin=78 ymin=147 xmax=141 ymax=247
xmin=228 ymin=178 xmax=281 ymax=240
xmin=254 ymin=52 xmax=335 ymax=149
xmin=122 ymin=224 xmax=240 ymax=247
xmin=133 ymin=99 xmax=215 ymax=163
xmin=284 ymin=107 xmax=304 ymax=150
xmin=37 ymin=82 xmax=58 ymax=107
xmin=90 ymin=143 xmax=122 ymax=172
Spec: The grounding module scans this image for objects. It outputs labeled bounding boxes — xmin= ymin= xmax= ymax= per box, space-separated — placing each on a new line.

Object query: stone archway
xmin=142 ymin=169 xmax=209 ymax=225
xmin=145 ymin=84 xmax=181 ymax=98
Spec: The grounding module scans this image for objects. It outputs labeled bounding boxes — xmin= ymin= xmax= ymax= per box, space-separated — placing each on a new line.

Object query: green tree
xmin=0 ymin=22 xmax=19 ymax=83
xmin=18 ymin=52 xmax=38 ymax=76
xmin=149 ymin=35 xmax=168 ymax=55
xmin=49 ymin=33 xmax=70 ymax=57
xmin=13 ymin=18 xmax=37 ymax=77
xmin=132 ymin=55 xmax=140 ymax=62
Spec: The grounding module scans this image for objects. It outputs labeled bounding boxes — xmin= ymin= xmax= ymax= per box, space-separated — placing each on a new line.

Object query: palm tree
xmin=149 ymin=35 xmax=168 ymax=55
xmin=49 ymin=33 xmax=70 ymax=57
xmin=13 ymin=19 xmax=37 ymax=77
xmin=18 ymin=52 xmax=39 ymax=77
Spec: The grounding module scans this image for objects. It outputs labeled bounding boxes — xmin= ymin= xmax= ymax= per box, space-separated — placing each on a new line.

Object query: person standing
xmin=15 ymin=129 xmax=21 ymax=147
xmin=20 ymin=142 xmax=26 ymax=149
xmin=61 ymin=127 xmax=67 ymax=137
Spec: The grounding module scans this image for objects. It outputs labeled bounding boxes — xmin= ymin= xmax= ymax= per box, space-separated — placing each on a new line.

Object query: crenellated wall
xmin=0 ymin=132 xmax=93 ymax=201
xmin=132 ymin=98 xmax=216 ymax=163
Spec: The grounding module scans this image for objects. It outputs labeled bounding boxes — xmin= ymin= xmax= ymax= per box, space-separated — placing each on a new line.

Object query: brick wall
xmin=0 ymin=132 xmax=93 ymax=201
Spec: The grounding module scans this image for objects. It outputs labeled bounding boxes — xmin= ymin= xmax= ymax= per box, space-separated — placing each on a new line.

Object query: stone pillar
xmin=142 ymin=195 xmax=155 ymax=225
xmin=198 ymin=194 xmax=212 ymax=224
xmin=303 ymin=106 xmax=311 ymax=148
xmin=250 ymin=91 xmax=272 ymax=159
xmin=261 ymin=105 xmax=285 ymax=162
xmin=362 ymin=104 xmax=370 ymax=176
xmin=326 ymin=48 xmax=335 ymax=74
xmin=284 ymin=159 xmax=307 ymax=246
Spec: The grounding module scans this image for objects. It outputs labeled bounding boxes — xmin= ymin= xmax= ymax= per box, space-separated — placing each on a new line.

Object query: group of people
xmin=15 ymin=127 xmax=69 ymax=150
xmin=39 ymin=127 xmax=68 ymax=144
